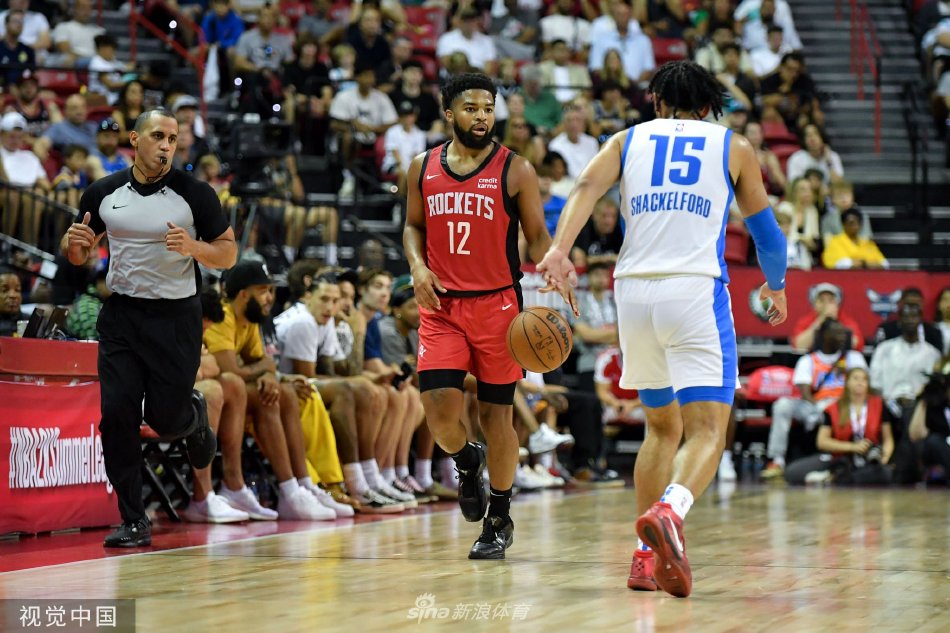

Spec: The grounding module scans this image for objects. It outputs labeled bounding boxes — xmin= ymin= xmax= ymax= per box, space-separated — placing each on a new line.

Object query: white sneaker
xmin=219 ymin=486 xmax=278 ymax=520
xmin=804 ymin=470 xmax=832 ymax=485
xmin=355 ymin=488 xmax=405 ymax=513
xmin=718 ymin=455 xmax=738 ymax=482
xmin=181 ymin=492 xmax=250 ymax=523
xmin=533 ymin=464 xmax=565 ymax=488
xmin=528 ymin=425 xmax=574 ymax=455
xmin=338 ymin=175 xmax=355 ymax=200
xmin=303 ymin=483 xmax=355 ymax=518
xmin=278 ymin=486 xmax=337 ymax=521
xmin=376 ymin=482 xmax=418 ymax=509
xmin=513 ymin=464 xmax=544 ymax=491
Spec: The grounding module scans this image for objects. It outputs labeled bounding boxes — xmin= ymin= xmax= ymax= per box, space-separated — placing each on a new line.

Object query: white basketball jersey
xmin=614 ymin=118 xmax=734 ymax=282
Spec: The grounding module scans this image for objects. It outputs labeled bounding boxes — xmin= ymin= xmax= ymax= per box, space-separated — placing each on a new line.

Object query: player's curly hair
xmin=440 ymin=72 xmax=497 ymax=111
xmin=648 ymin=61 xmax=725 ymax=120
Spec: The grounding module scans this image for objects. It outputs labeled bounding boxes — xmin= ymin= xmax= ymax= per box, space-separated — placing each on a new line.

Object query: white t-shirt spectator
xmin=540 ymin=14 xmax=591 ymax=50
xmin=548 ymin=132 xmax=600 ymax=179
xmin=329 ymin=87 xmax=398 ymax=144
xmin=734 ymin=0 xmax=802 ymax=51
xmin=382 ymin=123 xmax=426 ymax=174
xmin=274 ymin=303 xmax=345 ymax=374
xmin=587 ymin=20 xmax=655 ymax=80
xmin=1 ymin=146 xmax=47 ymax=187
xmin=785 ymin=148 xmax=845 ymax=184
xmin=436 ymin=29 xmax=498 ymax=71
xmin=51 ymin=19 xmax=104 ymax=59
xmin=750 ymin=46 xmax=789 ymax=78
xmin=88 ymin=55 xmax=125 ymax=104
xmin=0 ymin=10 xmax=50 ymax=49
xmin=869 ymin=338 xmax=942 ymax=402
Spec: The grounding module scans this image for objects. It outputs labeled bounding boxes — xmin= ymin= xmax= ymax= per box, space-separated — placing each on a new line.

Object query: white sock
xmin=637 ymin=538 xmax=651 ymax=552
xmin=396 ymin=464 xmax=410 ymax=480
xmin=325 ymin=242 xmax=338 ymax=265
xmin=343 ymin=463 xmax=369 ymax=496
xmin=381 ymin=466 xmax=396 ymax=484
xmin=361 ymin=459 xmax=383 ymax=489
xmin=278 ymin=478 xmax=300 ymax=498
xmin=538 ymin=453 xmax=554 ymax=468
xmin=415 ymin=459 xmax=433 ymax=489
xmin=297 ymin=476 xmax=315 ymax=491
xmin=660 ymin=483 xmax=694 ymax=520
xmin=771 ymin=456 xmax=786 ymax=467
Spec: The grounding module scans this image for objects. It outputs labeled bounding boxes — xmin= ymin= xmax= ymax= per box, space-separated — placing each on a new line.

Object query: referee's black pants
xmin=96 ymin=293 xmax=203 ymax=522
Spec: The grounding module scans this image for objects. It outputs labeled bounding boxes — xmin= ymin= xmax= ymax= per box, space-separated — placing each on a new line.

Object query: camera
xmin=865 ymin=445 xmax=883 ymax=464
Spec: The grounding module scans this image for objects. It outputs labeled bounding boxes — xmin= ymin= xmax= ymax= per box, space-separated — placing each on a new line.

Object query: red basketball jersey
xmin=420 ymin=142 xmax=521 ymax=294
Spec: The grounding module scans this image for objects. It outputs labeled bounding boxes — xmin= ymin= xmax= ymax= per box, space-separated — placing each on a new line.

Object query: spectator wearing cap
xmin=49 ymin=0 xmax=104 ymax=68
xmin=0 ymin=10 xmax=35 ymax=87
xmin=329 ymin=58 xmax=397 ymax=193
xmin=381 ymin=101 xmax=425 ymax=195
xmin=437 ymin=7 xmax=499 ymax=74
xmin=875 ymin=287 xmax=945 ymax=352
xmin=386 ymin=59 xmax=444 ymax=143
xmin=822 ymin=207 xmax=888 ymax=270
xmin=538 ymin=39 xmax=593 ymax=105
xmin=0 ymin=0 xmax=50 ymax=56
xmin=1 ymin=111 xmax=51 ymax=244
xmin=790 ymin=282 xmax=865 ymax=352
xmin=5 ymin=70 xmax=62 ymax=148
xmin=85 ymin=119 xmax=129 ymax=181
xmin=87 ymin=34 xmax=132 ymax=105
xmin=171 ymin=94 xmax=207 ymax=140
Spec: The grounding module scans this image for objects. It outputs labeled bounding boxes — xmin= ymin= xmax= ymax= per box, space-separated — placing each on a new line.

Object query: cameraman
xmin=908 ymin=372 xmax=950 ymax=481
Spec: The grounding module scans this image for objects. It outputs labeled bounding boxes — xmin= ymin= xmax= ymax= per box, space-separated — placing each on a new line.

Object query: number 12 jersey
xmin=420 ymin=142 xmax=522 ymax=295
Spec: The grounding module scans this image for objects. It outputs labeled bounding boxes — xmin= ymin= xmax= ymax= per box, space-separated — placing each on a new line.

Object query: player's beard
xmin=453 ymin=119 xmax=495 ymax=150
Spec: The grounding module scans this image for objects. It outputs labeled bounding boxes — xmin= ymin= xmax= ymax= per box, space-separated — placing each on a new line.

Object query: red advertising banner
xmin=727 ymin=267 xmax=950 ymax=340
xmin=0 ymin=381 xmax=119 ymax=535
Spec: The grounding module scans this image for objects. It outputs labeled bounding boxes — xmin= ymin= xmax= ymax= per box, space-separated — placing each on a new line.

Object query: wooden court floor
xmin=2 ymin=485 xmax=949 ymax=633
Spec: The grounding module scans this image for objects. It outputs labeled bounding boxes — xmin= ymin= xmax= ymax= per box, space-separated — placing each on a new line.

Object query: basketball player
xmin=403 ymin=73 xmax=553 ymax=559
xmin=538 ymin=61 xmax=788 ymax=597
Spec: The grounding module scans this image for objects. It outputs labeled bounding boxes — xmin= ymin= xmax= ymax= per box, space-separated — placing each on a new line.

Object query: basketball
xmin=506 ymin=307 xmax=573 ymax=373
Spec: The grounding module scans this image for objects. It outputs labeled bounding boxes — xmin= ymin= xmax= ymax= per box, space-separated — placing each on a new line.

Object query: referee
xmin=62 ymin=109 xmax=237 ymax=547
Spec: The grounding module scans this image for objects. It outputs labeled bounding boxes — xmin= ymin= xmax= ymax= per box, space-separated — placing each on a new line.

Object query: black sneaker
xmin=456 ymin=442 xmax=488 ymax=522
xmin=184 ymin=389 xmax=216 ymax=469
xmin=103 ymin=519 xmax=152 ymax=548
xmin=468 ymin=515 xmax=514 ymax=560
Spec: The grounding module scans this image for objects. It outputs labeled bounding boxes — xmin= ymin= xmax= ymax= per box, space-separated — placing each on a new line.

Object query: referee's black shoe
xmin=103 ymin=518 xmax=152 ymax=548
xmin=184 ymin=389 xmax=216 ymax=469
xmin=456 ymin=442 xmax=488 ymax=522
xmin=468 ymin=515 xmax=514 ymax=560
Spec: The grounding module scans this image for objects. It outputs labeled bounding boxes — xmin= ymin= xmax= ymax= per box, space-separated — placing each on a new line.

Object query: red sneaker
xmin=627 ymin=549 xmax=657 ymax=591
xmin=635 ymin=501 xmax=692 ymax=598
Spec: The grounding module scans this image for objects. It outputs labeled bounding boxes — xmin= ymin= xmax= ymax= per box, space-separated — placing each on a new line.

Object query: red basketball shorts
xmin=417 ymin=287 xmax=523 ymax=385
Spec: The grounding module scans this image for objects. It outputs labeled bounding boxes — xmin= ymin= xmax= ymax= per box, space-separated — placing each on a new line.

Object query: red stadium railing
xmin=128 ymin=0 xmax=208 ymax=123
xmin=846 ymin=0 xmax=883 ymax=154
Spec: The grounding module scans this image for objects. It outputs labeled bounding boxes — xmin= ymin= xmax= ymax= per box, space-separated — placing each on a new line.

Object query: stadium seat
xmin=771 ymin=142 xmax=800 ymax=173
xmin=652 ymin=38 xmax=688 ymax=66
xmin=737 ymin=365 xmax=800 ymax=428
xmin=280 ymin=1 xmax=309 ymax=28
xmin=406 ymin=30 xmax=437 ymax=56
xmin=404 ymin=6 xmax=448 ymax=36
xmin=761 ymin=120 xmax=798 ymax=145
xmin=35 ymin=70 xmax=82 ymax=98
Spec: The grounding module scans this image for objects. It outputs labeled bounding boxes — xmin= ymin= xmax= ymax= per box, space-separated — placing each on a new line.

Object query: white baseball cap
xmin=0 ymin=111 xmax=27 ymax=132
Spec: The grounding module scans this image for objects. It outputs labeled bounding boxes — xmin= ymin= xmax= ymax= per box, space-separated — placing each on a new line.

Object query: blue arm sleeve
xmin=744 ymin=207 xmax=787 ymax=290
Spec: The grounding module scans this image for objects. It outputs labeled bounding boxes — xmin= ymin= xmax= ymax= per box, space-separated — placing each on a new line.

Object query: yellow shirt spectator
xmin=821 ymin=208 xmax=888 ymax=270
xmin=203 ymin=301 xmax=264 ymax=362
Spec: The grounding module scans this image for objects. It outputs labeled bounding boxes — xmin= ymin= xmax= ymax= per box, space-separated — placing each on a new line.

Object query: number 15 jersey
xmin=420 ymin=141 xmax=522 ymax=295
xmin=615 ymin=119 xmax=735 ymax=283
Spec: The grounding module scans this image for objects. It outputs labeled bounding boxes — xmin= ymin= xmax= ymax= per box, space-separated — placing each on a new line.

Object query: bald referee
xmin=62 ymin=109 xmax=237 ymax=548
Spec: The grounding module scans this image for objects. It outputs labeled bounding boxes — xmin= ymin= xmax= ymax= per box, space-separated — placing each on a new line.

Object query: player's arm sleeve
xmin=190 ymin=179 xmax=230 ymax=241
xmin=77 ymin=182 xmax=107 ymax=234
xmin=744 ymin=207 xmax=787 ymax=290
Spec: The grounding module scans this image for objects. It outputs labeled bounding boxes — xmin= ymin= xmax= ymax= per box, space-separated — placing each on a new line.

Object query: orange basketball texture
xmin=506 ymin=307 xmax=574 ymax=373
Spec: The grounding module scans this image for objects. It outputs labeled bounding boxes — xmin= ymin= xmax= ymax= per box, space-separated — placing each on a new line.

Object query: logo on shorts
xmin=748 ymin=290 xmax=772 ymax=323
